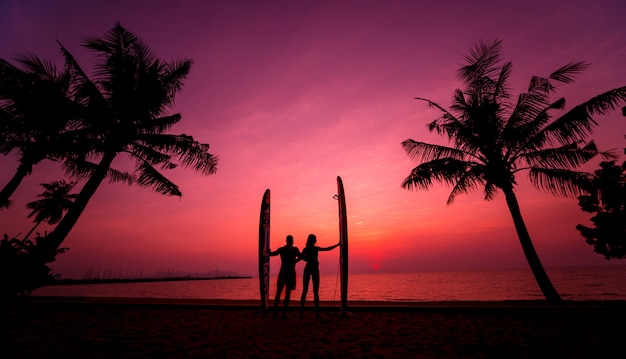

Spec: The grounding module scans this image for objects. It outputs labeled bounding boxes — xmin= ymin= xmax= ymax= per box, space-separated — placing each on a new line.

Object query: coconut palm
xmin=46 ymin=23 xmax=218 ymax=250
xmin=23 ymin=180 xmax=78 ymax=240
xmin=401 ymin=39 xmax=626 ymax=303
xmin=0 ymin=57 xmax=81 ymax=209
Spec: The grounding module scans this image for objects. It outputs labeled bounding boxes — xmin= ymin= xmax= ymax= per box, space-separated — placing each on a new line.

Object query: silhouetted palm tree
xmin=46 ymin=23 xmax=218 ymax=249
xmin=401 ymin=39 xmax=626 ymax=303
xmin=0 ymin=57 xmax=81 ymax=209
xmin=23 ymin=180 xmax=78 ymax=240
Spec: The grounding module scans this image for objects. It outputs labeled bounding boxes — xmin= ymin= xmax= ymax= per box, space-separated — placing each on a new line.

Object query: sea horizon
xmin=33 ymin=265 xmax=626 ymax=302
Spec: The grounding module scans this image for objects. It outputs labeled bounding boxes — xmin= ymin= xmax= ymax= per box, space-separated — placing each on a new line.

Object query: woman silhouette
xmin=299 ymin=233 xmax=339 ymax=318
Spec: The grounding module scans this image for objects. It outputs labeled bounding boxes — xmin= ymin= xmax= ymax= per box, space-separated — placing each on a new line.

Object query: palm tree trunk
xmin=23 ymin=221 xmax=41 ymax=240
xmin=46 ymin=151 xmax=117 ymax=249
xmin=502 ymin=186 xmax=562 ymax=304
xmin=0 ymin=162 xmax=32 ymax=208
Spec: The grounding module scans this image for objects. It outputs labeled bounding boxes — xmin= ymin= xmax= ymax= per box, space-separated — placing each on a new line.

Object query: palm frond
xmin=415 ymin=97 xmax=455 ymax=119
xmin=136 ymin=133 xmax=217 ymax=174
xmin=449 ymin=89 xmax=468 ymax=114
xmin=528 ymin=168 xmax=594 ymax=198
xmin=138 ymin=114 xmax=181 ymax=134
xmin=106 ymin=168 xmax=134 ymax=185
xmin=508 ymin=61 xmax=588 ymax=139
xmin=57 ymin=41 xmax=107 ymax=111
xmin=446 ymin=164 xmax=487 ymax=205
xmin=583 ymin=86 xmax=626 ymax=115
xmin=506 ymin=98 xmax=573 ymax=167
xmin=137 ymin=133 xmax=181 ymax=149
xmin=0 ymin=58 xmax=22 ymax=85
xmin=126 ymin=142 xmax=176 ymax=170
xmin=174 ymin=141 xmax=218 ymax=175
xmin=523 ymin=62 xmax=589 ymax=96
xmin=543 ymin=86 xmax=626 ymax=144
xmin=458 ymin=38 xmax=503 ymax=86
xmin=162 ymin=59 xmax=192 ymax=101
xmin=14 ymin=53 xmax=62 ymax=82
xmin=549 ymin=61 xmax=590 ymax=85
xmin=522 ymin=140 xmax=605 ymax=170
xmin=528 ymin=75 xmax=554 ymax=93
xmin=401 ymin=158 xmax=474 ymax=191
xmin=62 ymin=158 xmax=97 ymax=180
xmin=63 ymin=158 xmax=132 ymax=185
xmin=493 ymin=61 xmax=512 ymax=100
xmin=132 ymin=37 xmax=158 ymax=68
xmin=514 ymin=85 xmax=554 ymax=122
xmin=426 ymin=111 xmax=469 ymax=139
xmin=83 ymin=22 xmax=137 ymax=58
xmin=416 ymin=97 xmax=481 ymax=151
xmin=135 ymin=162 xmax=181 ymax=196
xmin=505 ymin=97 xmax=563 ymax=149
xmin=401 ymin=139 xmax=467 ymax=163
xmin=83 ymin=23 xmax=140 ymax=87
xmin=520 ymin=141 xmax=619 ymax=170
xmin=483 ymin=181 xmax=498 ymax=201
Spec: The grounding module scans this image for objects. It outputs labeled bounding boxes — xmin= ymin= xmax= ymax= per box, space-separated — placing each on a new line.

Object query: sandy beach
xmin=1 ymin=297 xmax=625 ymax=358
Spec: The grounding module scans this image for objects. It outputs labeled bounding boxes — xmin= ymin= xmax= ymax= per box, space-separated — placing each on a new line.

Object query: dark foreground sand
xmin=1 ymin=297 xmax=625 ymax=358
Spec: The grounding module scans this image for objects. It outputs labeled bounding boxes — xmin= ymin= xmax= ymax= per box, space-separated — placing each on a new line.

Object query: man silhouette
xmin=269 ymin=235 xmax=301 ymax=317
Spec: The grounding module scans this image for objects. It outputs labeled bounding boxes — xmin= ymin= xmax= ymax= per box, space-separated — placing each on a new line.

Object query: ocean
xmin=32 ymin=265 xmax=626 ymax=302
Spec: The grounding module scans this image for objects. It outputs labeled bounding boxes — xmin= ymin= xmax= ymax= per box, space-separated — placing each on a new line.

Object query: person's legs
xmin=300 ymin=271 xmax=310 ymax=302
xmin=274 ymin=276 xmax=285 ymax=308
xmin=312 ymin=271 xmax=320 ymax=317
xmin=300 ymin=269 xmax=311 ymax=317
xmin=274 ymin=286 xmax=284 ymax=306
xmin=283 ymin=288 xmax=291 ymax=317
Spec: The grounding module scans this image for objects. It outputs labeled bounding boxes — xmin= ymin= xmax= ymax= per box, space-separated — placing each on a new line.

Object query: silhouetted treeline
xmin=51 ymin=275 xmax=251 ymax=286
xmin=0 ymin=233 xmax=66 ymax=300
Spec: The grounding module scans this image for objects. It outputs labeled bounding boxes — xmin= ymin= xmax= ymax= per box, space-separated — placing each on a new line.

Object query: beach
xmin=1 ymin=297 xmax=625 ymax=358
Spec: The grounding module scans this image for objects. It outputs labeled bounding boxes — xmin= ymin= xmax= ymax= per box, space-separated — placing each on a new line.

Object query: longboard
xmin=258 ymin=189 xmax=271 ymax=311
xmin=336 ymin=176 xmax=349 ymax=315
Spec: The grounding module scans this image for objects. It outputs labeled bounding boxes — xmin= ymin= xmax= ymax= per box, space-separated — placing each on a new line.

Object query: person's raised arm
xmin=319 ymin=243 xmax=340 ymax=251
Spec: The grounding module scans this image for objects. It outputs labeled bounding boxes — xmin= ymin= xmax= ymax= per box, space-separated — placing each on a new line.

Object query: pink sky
xmin=1 ymin=0 xmax=625 ymax=278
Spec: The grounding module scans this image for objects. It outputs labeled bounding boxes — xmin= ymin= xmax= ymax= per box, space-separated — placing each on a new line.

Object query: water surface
xmin=33 ymin=266 xmax=626 ymax=302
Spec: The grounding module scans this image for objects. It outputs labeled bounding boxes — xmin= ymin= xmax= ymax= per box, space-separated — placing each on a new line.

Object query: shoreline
xmin=17 ymin=295 xmax=626 ymax=310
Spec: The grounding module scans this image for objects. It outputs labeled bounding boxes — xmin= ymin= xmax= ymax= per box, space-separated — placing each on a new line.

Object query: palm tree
xmin=401 ymin=39 xmax=626 ymax=304
xmin=23 ymin=180 xmax=78 ymax=240
xmin=0 ymin=57 xmax=81 ymax=209
xmin=46 ymin=23 xmax=218 ymax=250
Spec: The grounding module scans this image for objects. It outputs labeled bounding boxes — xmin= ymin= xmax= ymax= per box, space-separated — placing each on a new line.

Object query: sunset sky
xmin=1 ymin=0 xmax=625 ymax=279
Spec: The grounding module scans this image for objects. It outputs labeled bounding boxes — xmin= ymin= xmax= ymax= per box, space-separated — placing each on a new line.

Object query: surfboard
xmin=336 ymin=176 xmax=349 ymax=315
xmin=258 ymin=189 xmax=271 ymax=311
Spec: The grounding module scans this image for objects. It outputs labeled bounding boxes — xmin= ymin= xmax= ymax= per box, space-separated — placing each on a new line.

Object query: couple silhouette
xmin=269 ymin=234 xmax=339 ymax=318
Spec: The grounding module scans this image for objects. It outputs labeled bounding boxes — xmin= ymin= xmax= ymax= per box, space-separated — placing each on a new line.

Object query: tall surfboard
xmin=258 ymin=189 xmax=271 ymax=311
xmin=336 ymin=176 xmax=349 ymax=315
